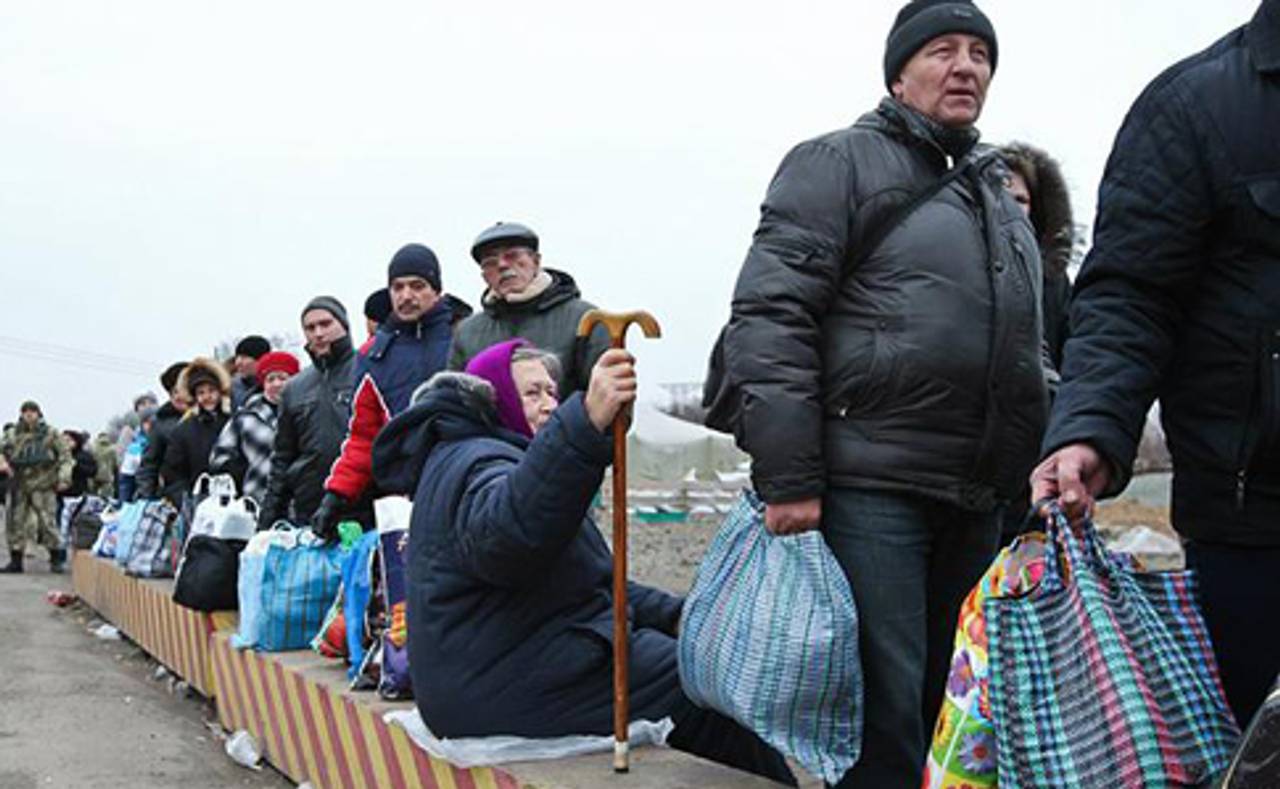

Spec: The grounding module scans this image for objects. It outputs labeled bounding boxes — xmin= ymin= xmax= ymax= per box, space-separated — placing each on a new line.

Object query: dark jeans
xmin=823 ymin=487 xmax=1001 ymax=789
xmin=1185 ymin=541 xmax=1280 ymax=727
xmin=118 ymin=474 xmax=137 ymax=503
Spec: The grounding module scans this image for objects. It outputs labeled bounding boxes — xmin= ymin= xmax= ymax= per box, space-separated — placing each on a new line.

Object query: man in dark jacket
xmin=1033 ymin=0 xmax=1280 ymax=726
xmin=448 ymin=221 xmax=610 ymax=396
xmin=135 ymin=361 xmax=190 ymax=500
xmin=372 ymin=349 xmax=793 ymax=785
xmin=718 ymin=2 xmax=1047 ymax=784
xmin=229 ymin=335 xmax=270 ymax=412
xmin=258 ymin=297 xmax=357 ymax=529
xmin=312 ymin=245 xmax=453 ymax=538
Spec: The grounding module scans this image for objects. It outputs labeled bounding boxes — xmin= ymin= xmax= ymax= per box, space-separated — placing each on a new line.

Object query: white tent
xmin=626 ymin=402 xmax=748 ymax=483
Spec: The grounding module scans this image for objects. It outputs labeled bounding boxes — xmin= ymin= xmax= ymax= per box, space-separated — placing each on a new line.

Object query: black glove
xmin=311 ymin=491 xmax=345 ymax=542
xmin=256 ymin=506 xmax=281 ymax=532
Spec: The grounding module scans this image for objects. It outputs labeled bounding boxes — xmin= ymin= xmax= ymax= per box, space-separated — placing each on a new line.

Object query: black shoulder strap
xmin=843 ymin=133 xmax=982 ymax=277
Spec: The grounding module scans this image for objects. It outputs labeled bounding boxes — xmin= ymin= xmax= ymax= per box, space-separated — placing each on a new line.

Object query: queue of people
xmin=3 ymin=0 xmax=1278 ymax=784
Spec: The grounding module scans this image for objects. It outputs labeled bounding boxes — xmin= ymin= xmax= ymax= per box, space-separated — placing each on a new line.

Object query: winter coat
xmin=208 ymin=393 xmax=278 ymax=504
xmin=259 ymin=336 xmax=356 ymax=526
xmin=723 ymin=98 xmax=1048 ymax=512
xmin=135 ymin=401 xmax=183 ymax=499
xmin=448 ymin=269 xmax=611 ymax=396
xmin=160 ymin=408 xmax=230 ymax=505
xmin=1043 ymin=0 xmax=1280 ymax=546
xmin=1 ymin=420 xmax=72 ymax=493
xmin=324 ymin=301 xmax=452 ymax=503
xmin=231 ymin=375 xmax=260 ymax=413
xmin=371 ymin=374 xmax=684 ymax=738
xmin=66 ymin=448 xmax=99 ymax=498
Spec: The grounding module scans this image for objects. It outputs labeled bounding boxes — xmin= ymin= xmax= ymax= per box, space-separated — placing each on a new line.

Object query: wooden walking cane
xmin=577 ymin=308 xmax=661 ymax=774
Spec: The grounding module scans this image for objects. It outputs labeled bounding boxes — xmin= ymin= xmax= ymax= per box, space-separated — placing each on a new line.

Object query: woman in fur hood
xmin=1001 ymin=142 xmax=1075 ymax=370
xmin=159 ymin=356 xmax=231 ymax=506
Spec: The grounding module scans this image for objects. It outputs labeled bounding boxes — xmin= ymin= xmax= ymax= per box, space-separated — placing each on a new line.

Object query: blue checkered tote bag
xmin=986 ymin=504 xmax=1240 ymax=787
xmin=678 ymin=490 xmax=862 ymax=785
xmin=123 ymin=500 xmax=180 ymax=578
xmin=257 ymin=530 xmax=344 ymax=652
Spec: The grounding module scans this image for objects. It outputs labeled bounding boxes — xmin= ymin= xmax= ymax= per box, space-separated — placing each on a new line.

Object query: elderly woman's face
xmin=511 ymin=359 xmax=559 ymax=434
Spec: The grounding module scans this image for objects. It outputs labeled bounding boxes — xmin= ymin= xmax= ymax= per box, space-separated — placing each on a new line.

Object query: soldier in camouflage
xmin=1 ymin=401 xmax=73 ymax=573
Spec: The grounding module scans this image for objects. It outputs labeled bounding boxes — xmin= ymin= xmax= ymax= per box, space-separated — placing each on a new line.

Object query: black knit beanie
xmin=364 ymin=288 xmax=392 ymax=323
xmin=160 ymin=361 xmax=188 ymax=394
xmin=387 ymin=244 xmax=442 ymax=292
xmin=884 ymin=0 xmax=998 ymax=91
xmin=301 ymin=295 xmax=350 ymax=332
xmin=234 ymin=335 xmax=271 ymax=359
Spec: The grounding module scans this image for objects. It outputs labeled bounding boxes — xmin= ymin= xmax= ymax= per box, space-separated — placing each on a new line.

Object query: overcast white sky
xmin=0 ymin=0 xmax=1263 ymax=432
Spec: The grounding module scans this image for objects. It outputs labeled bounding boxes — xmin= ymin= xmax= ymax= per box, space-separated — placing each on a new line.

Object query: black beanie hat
xmin=302 ymin=295 xmax=350 ymax=332
xmin=160 ymin=361 xmax=188 ymax=393
xmin=884 ymin=0 xmax=997 ymax=91
xmin=234 ymin=335 xmax=271 ymax=359
xmin=387 ymin=244 xmax=442 ymax=292
xmin=19 ymin=400 xmax=41 ymax=416
xmin=364 ymin=288 xmax=392 ymax=323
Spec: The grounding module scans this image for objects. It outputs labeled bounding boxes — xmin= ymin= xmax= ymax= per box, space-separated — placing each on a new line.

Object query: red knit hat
xmin=255 ymin=350 xmax=300 ymax=386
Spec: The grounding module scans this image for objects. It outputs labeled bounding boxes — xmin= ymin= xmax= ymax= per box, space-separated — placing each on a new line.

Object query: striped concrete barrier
xmin=71 ymin=551 xmax=234 ymax=697
xmin=209 ymin=632 xmax=520 ymax=789
xmin=71 ymin=552 xmax=789 ymax=788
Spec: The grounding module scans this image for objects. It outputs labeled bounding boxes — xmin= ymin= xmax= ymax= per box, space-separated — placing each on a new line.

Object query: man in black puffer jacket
xmin=1034 ymin=0 xmax=1280 ymax=726
xmin=258 ymin=297 xmax=357 ymax=529
xmin=717 ymin=2 xmax=1048 ymax=785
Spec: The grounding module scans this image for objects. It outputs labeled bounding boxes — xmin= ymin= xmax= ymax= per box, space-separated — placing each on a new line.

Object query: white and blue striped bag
xmin=677 ymin=490 xmax=862 ymax=785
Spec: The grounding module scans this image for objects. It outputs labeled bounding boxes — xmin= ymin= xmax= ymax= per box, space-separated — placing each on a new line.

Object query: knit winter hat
xmin=387 ymin=244 xmax=442 ymax=292
xmin=160 ymin=361 xmax=188 ymax=394
xmin=234 ymin=335 xmax=271 ymax=359
xmin=884 ymin=0 xmax=998 ymax=91
xmin=464 ymin=338 xmax=533 ymax=438
xmin=364 ymin=288 xmax=392 ymax=324
xmin=255 ymin=350 xmax=301 ymax=387
xmin=301 ymin=295 xmax=350 ymax=332
xmin=19 ymin=400 xmax=41 ymax=415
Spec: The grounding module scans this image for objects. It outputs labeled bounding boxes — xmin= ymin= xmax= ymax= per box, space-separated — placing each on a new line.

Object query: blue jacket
xmin=372 ymin=373 xmax=684 ymax=737
xmin=325 ymin=301 xmax=452 ymax=502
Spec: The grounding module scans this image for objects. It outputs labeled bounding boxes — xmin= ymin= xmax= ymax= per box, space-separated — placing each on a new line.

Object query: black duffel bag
xmin=172 ymin=536 xmax=247 ymax=612
xmin=72 ymin=510 xmax=104 ymax=550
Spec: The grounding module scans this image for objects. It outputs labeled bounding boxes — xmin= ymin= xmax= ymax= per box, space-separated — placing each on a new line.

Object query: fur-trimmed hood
xmin=177 ymin=356 xmax=232 ymax=412
xmin=1001 ymin=141 xmax=1075 ymax=276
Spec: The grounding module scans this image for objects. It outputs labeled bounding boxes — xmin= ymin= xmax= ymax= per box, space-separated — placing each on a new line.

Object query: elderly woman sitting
xmin=372 ymin=339 xmax=792 ymax=784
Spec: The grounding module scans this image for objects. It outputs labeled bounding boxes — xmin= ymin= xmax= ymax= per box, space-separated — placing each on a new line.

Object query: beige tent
xmin=626 ymin=402 xmax=748 ymax=483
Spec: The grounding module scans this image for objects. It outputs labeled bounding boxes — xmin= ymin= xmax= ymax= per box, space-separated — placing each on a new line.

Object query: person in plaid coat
xmin=209 ymin=351 xmax=299 ymax=504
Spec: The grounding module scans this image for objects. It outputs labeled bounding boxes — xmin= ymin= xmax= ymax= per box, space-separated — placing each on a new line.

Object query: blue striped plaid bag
xmin=257 ymin=528 xmax=345 ymax=652
xmin=986 ymin=504 xmax=1240 ymax=787
xmin=678 ymin=490 xmax=862 ymax=785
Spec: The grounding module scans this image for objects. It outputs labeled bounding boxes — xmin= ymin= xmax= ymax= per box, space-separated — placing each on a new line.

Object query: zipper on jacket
xmin=1236 ymin=469 xmax=1247 ymax=510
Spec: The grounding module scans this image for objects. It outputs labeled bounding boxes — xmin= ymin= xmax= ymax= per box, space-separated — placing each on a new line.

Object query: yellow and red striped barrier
xmin=71 ymin=550 xmax=233 ymax=697
xmin=209 ymin=632 xmax=520 ymax=789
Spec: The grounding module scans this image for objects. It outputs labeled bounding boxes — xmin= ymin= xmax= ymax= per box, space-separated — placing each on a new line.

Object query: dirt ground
xmin=610 ymin=497 xmax=1179 ymax=597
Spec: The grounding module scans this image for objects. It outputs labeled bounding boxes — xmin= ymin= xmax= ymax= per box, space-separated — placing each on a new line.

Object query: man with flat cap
xmin=449 ymin=221 xmax=609 ymax=398
xmin=312 ymin=245 xmax=453 ymax=538
xmin=713 ymin=1 xmax=1051 ymax=784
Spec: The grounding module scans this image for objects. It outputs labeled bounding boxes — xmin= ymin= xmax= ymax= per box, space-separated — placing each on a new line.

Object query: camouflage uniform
xmin=91 ymin=434 xmax=118 ymax=498
xmin=2 ymin=419 xmax=72 ymax=553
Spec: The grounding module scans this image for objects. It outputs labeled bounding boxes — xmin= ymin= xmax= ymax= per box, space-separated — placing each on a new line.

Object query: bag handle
xmin=192 ymin=472 xmax=213 ymax=498
xmin=1038 ymin=500 xmax=1109 ymax=592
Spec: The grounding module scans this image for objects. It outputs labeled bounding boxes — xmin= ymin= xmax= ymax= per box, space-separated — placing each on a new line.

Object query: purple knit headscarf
xmin=464 ymin=338 xmax=533 ymax=437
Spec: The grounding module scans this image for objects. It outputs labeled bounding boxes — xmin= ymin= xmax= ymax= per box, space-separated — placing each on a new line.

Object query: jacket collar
xmin=307 ymin=334 xmax=354 ymax=371
xmin=1249 ymin=0 xmax=1280 ymax=73
xmin=873 ymin=97 xmax=981 ymax=164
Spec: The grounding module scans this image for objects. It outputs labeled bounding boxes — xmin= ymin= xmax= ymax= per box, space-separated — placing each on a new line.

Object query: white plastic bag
xmin=189 ymin=473 xmax=258 ymax=542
